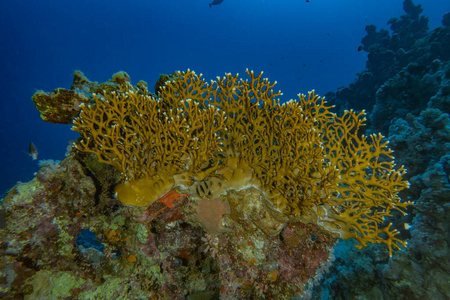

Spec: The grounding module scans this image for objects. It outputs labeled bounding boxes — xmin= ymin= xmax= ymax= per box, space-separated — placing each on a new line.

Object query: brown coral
xmin=71 ymin=69 xmax=411 ymax=255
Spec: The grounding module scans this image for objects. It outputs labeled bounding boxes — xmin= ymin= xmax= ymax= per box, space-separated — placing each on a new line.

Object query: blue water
xmin=0 ymin=0 xmax=448 ymax=195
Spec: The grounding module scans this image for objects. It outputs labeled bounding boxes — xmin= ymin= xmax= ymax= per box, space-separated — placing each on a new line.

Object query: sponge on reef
xmin=72 ymin=69 xmax=411 ymax=255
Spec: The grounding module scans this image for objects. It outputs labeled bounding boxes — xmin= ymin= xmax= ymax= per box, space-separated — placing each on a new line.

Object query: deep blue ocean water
xmin=0 ymin=0 xmax=449 ymax=196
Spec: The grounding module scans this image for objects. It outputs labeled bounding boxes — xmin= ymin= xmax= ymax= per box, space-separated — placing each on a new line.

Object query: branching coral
xmin=72 ymin=69 xmax=411 ymax=255
xmin=73 ymin=74 xmax=223 ymax=206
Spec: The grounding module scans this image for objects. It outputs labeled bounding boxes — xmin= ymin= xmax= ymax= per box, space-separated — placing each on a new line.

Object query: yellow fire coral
xmin=72 ymin=69 xmax=411 ymax=255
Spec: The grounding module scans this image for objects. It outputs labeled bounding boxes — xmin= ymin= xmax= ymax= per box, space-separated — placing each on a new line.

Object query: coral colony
xmin=72 ymin=69 xmax=411 ymax=255
xmin=0 ymin=68 xmax=411 ymax=298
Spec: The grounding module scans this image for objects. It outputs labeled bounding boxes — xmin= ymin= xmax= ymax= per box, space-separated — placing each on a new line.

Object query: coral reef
xmin=4 ymin=0 xmax=448 ymax=297
xmin=0 ymin=152 xmax=339 ymax=299
xmin=328 ymin=0 xmax=450 ymax=125
xmin=389 ymin=108 xmax=450 ymax=178
xmin=371 ymin=60 xmax=449 ymax=133
xmin=312 ymin=1 xmax=450 ymax=299
xmin=1 ymin=69 xmax=411 ymax=298
xmin=71 ymin=69 xmax=410 ymax=255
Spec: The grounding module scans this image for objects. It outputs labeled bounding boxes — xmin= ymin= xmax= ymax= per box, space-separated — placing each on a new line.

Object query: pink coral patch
xmin=196 ymin=197 xmax=231 ymax=236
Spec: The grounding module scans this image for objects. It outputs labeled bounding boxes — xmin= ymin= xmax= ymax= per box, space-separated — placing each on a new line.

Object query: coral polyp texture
xmin=72 ymin=69 xmax=411 ymax=256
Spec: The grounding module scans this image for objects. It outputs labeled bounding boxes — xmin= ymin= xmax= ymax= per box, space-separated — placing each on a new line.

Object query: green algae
xmin=49 ymin=272 xmax=85 ymax=298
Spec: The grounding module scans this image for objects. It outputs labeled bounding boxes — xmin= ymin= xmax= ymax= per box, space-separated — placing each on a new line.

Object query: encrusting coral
xmin=72 ymin=69 xmax=411 ymax=256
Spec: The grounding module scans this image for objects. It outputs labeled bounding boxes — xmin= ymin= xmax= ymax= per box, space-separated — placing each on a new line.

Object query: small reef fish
xmin=29 ymin=142 xmax=38 ymax=160
xmin=357 ymin=45 xmax=364 ymax=51
xmin=209 ymin=0 xmax=224 ymax=8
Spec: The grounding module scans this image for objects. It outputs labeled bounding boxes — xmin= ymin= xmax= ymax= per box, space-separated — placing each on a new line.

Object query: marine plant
xmin=72 ymin=69 xmax=411 ymax=256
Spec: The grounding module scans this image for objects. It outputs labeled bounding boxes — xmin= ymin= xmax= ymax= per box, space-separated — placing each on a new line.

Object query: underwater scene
xmin=0 ymin=0 xmax=449 ymax=299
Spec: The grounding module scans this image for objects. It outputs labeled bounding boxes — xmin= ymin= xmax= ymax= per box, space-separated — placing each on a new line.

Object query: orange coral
xmin=106 ymin=230 xmax=120 ymax=244
xmin=127 ymin=255 xmax=137 ymax=263
xmin=72 ymin=69 xmax=411 ymax=256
